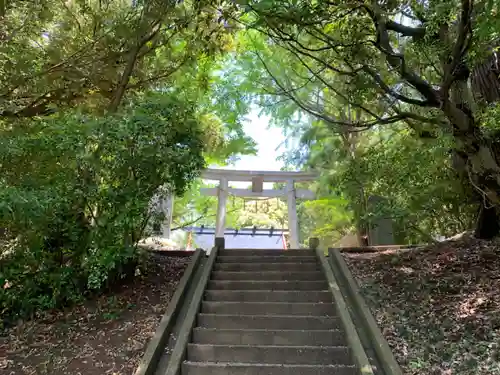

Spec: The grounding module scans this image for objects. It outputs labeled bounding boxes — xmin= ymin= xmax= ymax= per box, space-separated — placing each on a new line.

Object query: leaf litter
xmin=0 ymin=253 xmax=191 ymax=375
xmin=344 ymin=237 xmax=500 ymax=375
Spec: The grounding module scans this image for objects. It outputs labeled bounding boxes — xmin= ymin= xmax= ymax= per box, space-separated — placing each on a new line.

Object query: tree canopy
xmin=0 ymin=0 xmax=256 ymax=324
xmin=3 ymin=0 xmax=500 ymax=325
xmin=208 ymin=0 xmax=500 ymax=242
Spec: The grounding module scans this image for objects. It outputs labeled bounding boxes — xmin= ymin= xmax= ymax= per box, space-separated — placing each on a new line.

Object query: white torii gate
xmin=200 ymin=168 xmax=318 ymax=249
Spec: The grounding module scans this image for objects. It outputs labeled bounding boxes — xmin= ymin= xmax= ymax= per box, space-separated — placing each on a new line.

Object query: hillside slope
xmin=344 ymin=238 xmax=500 ymax=375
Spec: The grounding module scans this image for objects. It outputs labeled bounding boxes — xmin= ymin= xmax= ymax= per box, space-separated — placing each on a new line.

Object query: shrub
xmin=0 ymin=93 xmax=206 ymax=324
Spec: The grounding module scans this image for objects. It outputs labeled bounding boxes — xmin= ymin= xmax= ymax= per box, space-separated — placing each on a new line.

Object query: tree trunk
xmin=355 ymin=222 xmax=369 ymax=247
xmin=443 ymin=86 xmax=500 ymax=238
xmin=340 ymin=108 xmax=370 ymax=246
xmin=475 ymin=204 xmax=499 ymax=239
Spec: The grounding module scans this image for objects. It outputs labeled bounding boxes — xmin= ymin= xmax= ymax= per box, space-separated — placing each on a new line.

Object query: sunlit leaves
xmin=0 ymin=0 xmax=239 ymax=117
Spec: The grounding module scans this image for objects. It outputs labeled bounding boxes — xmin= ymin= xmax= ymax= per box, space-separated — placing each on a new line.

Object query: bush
xmin=0 ymin=93 xmax=206 ymax=324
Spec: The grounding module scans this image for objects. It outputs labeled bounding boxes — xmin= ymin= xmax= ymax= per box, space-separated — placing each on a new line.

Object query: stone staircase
xmin=181 ymin=249 xmax=358 ymax=374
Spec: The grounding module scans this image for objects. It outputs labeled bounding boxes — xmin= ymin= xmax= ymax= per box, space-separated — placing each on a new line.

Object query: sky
xmin=214 ymin=108 xmax=287 ymax=188
xmin=233 ymin=110 xmax=285 ymax=171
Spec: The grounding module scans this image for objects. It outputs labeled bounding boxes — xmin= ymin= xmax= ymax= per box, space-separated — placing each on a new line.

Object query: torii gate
xmin=199 ymin=168 xmax=318 ymax=249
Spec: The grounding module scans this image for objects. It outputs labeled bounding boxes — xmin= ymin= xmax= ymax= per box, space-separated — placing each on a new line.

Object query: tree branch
xmin=440 ymin=0 xmax=473 ymax=95
xmin=108 ymin=43 xmax=148 ymax=111
xmin=108 ymin=4 xmax=174 ymax=112
xmin=386 ymin=20 xmax=426 ymax=38
xmin=392 ymin=107 xmax=449 ymax=127
xmin=171 ymin=208 xmax=238 ymax=231
xmin=362 ymin=65 xmax=433 ymax=106
xmin=260 ymin=3 xmax=439 ymax=111
xmin=284 ymin=50 xmax=384 ymax=120
xmin=254 ymin=47 xmax=427 ymax=131
xmin=269 ymin=27 xmax=360 ymax=76
xmin=366 ymin=3 xmax=441 ymax=107
xmin=254 ymin=50 xmax=367 ymax=128
xmin=127 ymin=56 xmax=190 ymax=90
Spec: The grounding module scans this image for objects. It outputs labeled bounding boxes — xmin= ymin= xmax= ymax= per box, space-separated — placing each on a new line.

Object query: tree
xmin=224 ymin=29 xmax=478 ymax=243
xmin=311 ymin=125 xmax=476 ymax=242
xmin=172 ymin=180 xmax=288 ymax=230
xmin=239 ymin=0 xmax=500 ymax=237
xmin=0 ymin=92 xmax=209 ymax=322
xmin=0 ymin=0 xmax=239 ymax=116
xmin=0 ymin=0 xmax=263 ymax=323
xmin=299 ymin=197 xmax=353 ymax=246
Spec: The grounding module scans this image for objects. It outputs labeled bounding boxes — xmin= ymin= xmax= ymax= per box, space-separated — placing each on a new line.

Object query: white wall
xmin=193 ymin=233 xmax=285 ymax=250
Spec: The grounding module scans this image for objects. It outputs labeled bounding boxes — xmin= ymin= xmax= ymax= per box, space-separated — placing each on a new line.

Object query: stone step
xmin=213 ymin=262 xmax=320 ymax=272
xmin=201 ymin=302 xmax=336 ymax=316
xmin=186 ymin=344 xmax=353 ymax=365
xmin=196 ymin=314 xmax=340 ymax=330
xmin=210 ymin=271 xmax=325 ymax=281
xmin=192 ymin=328 xmax=346 ymax=346
xmin=216 ymin=256 xmax=318 ymax=264
xmin=204 ymin=290 xmax=332 ymax=303
xmin=218 ymin=249 xmax=314 ymax=257
xmin=207 ymin=280 xmax=327 ymax=291
xmin=182 ymin=362 xmax=358 ymax=375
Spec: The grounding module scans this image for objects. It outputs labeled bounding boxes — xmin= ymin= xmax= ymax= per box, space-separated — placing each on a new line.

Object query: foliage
xmin=234 ymin=0 xmax=500 ymax=238
xmin=213 ymin=28 xmax=475 ymax=244
xmin=361 ymin=128 xmax=477 ymax=242
xmin=299 ymin=197 xmax=353 ymax=246
xmin=0 ymin=0 xmax=240 ymax=115
xmin=228 ymin=196 xmax=288 ymax=228
xmin=4 ymin=0 xmax=500 ymax=329
xmin=0 ymin=93 xmax=206 ymax=323
xmin=0 ymin=0 xmax=262 ymax=324
xmin=171 ymin=181 xmax=288 ymax=231
xmin=0 ymin=0 xmax=257 ymax=162
xmin=0 ymin=254 xmax=191 ymax=374
xmin=300 ymin=121 xmax=477 ymax=243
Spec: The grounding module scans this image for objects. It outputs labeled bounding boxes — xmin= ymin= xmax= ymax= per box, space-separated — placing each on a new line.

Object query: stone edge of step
xmin=197 ymin=313 xmax=339 ymax=319
xmin=186 ymin=343 xmax=351 ymax=350
xmin=183 ymin=361 xmax=356 ymax=368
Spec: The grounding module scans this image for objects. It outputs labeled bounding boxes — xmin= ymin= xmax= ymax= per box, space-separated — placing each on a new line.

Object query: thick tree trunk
xmin=340 ymin=109 xmax=370 ymax=246
xmin=475 ymin=204 xmax=500 ymax=239
xmin=443 ymin=87 xmax=500 ymax=238
xmin=350 ymin=187 xmax=368 ymax=246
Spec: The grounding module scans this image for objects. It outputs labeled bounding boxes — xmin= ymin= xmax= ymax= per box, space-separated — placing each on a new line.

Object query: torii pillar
xmin=286 ymin=179 xmax=300 ymax=249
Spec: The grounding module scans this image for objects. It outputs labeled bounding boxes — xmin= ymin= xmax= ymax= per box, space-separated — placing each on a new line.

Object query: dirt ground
xmin=344 ymin=237 xmax=500 ymax=375
xmin=0 ymin=253 xmax=191 ymax=375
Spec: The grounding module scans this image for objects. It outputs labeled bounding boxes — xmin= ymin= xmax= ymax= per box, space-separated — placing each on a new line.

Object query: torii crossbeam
xmin=200 ymin=168 xmax=319 ymax=249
